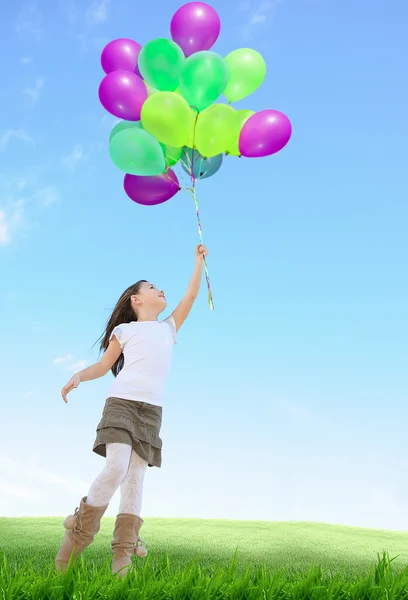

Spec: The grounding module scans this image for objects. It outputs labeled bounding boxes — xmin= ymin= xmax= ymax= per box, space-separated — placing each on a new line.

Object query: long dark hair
xmin=97 ymin=280 xmax=146 ymax=377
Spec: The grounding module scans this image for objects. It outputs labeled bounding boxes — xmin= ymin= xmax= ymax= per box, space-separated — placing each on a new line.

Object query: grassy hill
xmin=1 ymin=517 xmax=408 ymax=598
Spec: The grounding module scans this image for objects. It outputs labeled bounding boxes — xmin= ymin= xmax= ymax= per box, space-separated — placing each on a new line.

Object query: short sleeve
xmin=163 ymin=315 xmax=177 ymax=344
xmin=110 ymin=325 xmax=125 ymax=349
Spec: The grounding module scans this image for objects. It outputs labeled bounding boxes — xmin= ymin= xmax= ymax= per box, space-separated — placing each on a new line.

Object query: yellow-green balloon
xmin=225 ymin=109 xmax=255 ymax=156
xmin=141 ymin=92 xmax=192 ymax=147
xmin=195 ymin=104 xmax=238 ymax=157
xmin=224 ymin=48 xmax=266 ymax=103
xmin=109 ymin=127 xmax=165 ymax=176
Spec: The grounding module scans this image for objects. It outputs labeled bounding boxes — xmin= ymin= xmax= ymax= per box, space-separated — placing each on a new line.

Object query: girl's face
xmin=132 ymin=282 xmax=167 ymax=313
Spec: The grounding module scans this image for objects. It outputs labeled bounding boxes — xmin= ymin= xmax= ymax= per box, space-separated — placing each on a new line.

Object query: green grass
xmin=1 ymin=517 xmax=408 ymax=598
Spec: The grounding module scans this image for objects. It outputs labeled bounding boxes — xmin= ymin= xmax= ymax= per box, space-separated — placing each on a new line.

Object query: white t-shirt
xmin=107 ymin=316 xmax=177 ymax=407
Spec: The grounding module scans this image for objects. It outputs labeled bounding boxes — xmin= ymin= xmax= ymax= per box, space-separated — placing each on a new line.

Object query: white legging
xmin=86 ymin=443 xmax=148 ymax=515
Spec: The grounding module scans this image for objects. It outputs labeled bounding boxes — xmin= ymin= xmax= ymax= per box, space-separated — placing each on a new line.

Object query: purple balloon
xmin=170 ymin=2 xmax=220 ymax=57
xmin=124 ymin=170 xmax=180 ymax=206
xmin=101 ymin=38 xmax=142 ymax=76
xmin=239 ymin=110 xmax=292 ymax=158
xmin=99 ymin=70 xmax=148 ymax=121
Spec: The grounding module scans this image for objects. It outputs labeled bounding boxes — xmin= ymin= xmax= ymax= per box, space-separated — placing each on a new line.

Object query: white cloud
xmin=0 ymin=210 xmax=10 ymax=246
xmin=15 ymin=2 xmax=44 ymax=41
xmin=78 ymin=34 xmax=109 ymax=53
xmin=53 ymin=355 xmax=88 ymax=373
xmin=0 ymin=480 xmax=43 ymax=501
xmin=85 ymin=0 xmax=110 ymax=24
xmin=241 ymin=0 xmax=283 ymax=40
xmin=0 ymin=174 xmax=58 ymax=248
xmin=0 ymin=202 xmax=24 ymax=247
xmin=21 ymin=56 xmax=33 ymax=64
xmin=53 ymin=355 xmax=73 ymax=364
xmin=238 ymin=1 xmax=251 ymax=11
xmin=28 ymin=467 xmax=87 ymax=493
xmin=62 ymin=144 xmax=87 ymax=171
xmin=34 ymin=186 xmax=59 ymax=208
xmin=251 ymin=12 xmax=267 ymax=24
xmin=0 ymin=456 xmax=87 ymax=497
xmin=0 ymin=129 xmax=34 ymax=151
xmin=14 ymin=177 xmax=29 ymax=192
xmin=23 ymin=77 xmax=45 ymax=105
xmin=59 ymin=0 xmax=78 ymax=24
xmin=24 ymin=390 xmax=33 ymax=399
xmin=68 ymin=360 xmax=89 ymax=373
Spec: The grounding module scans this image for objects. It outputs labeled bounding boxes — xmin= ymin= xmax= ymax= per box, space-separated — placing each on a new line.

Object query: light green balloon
xmin=195 ymin=104 xmax=238 ymax=158
xmin=111 ymin=119 xmax=181 ymax=167
xmin=109 ymin=120 xmax=142 ymax=143
xmin=225 ymin=109 xmax=255 ymax=156
xmin=224 ymin=48 xmax=266 ymax=103
xmin=141 ymin=92 xmax=193 ymax=147
xmin=179 ymin=51 xmax=229 ymax=112
xmin=109 ymin=127 xmax=165 ymax=176
xmin=138 ymin=38 xmax=185 ymax=92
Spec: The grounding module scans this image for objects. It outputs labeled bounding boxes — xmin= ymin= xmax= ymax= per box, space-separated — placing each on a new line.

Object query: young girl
xmin=56 ymin=244 xmax=208 ymax=578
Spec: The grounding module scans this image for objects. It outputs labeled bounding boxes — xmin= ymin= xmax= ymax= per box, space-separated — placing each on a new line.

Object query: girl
xmin=56 ymin=244 xmax=208 ymax=578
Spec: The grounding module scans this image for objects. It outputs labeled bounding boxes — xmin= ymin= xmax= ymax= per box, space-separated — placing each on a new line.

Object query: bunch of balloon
xmin=98 ymin=2 xmax=292 ymax=310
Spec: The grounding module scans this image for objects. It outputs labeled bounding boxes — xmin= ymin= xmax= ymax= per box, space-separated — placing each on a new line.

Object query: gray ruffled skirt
xmin=92 ymin=396 xmax=163 ymax=468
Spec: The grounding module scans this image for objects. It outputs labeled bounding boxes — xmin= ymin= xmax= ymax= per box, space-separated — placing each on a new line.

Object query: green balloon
xmin=109 ymin=120 xmax=141 ymax=143
xmin=179 ymin=51 xmax=229 ymax=112
xmin=141 ymin=92 xmax=194 ymax=147
xmin=224 ymin=48 xmax=266 ymax=103
xmin=109 ymin=127 xmax=165 ymax=176
xmin=195 ymin=104 xmax=237 ymax=158
xmin=225 ymin=109 xmax=254 ymax=156
xmin=138 ymin=38 xmax=185 ymax=92
xmin=165 ymin=145 xmax=183 ymax=167
xmin=157 ymin=143 xmax=183 ymax=167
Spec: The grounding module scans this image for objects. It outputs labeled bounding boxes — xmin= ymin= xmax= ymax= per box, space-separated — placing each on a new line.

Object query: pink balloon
xmin=98 ymin=70 xmax=147 ymax=121
xmin=101 ymin=38 xmax=142 ymax=76
xmin=170 ymin=2 xmax=220 ymax=57
xmin=124 ymin=170 xmax=180 ymax=206
xmin=239 ymin=110 xmax=292 ymax=158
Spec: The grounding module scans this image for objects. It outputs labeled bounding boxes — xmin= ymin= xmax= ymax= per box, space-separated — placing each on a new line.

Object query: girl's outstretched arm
xmin=61 ymin=337 xmax=122 ymax=403
xmin=171 ymin=244 xmax=208 ymax=332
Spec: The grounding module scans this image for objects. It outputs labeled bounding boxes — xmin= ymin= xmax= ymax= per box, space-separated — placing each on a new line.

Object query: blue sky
xmin=1 ymin=0 xmax=407 ymax=530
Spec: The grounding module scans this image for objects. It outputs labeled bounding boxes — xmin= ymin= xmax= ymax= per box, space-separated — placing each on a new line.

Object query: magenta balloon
xmin=101 ymin=38 xmax=142 ymax=76
xmin=239 ymin=110 xmax=292 ymax=158
xmin=170 ymin=2 xmax=220 ymax=57
xmin=99 ymin=70 xmax=148 ymax=121
xmin=124 ymin=170 xmax=180 ymax=206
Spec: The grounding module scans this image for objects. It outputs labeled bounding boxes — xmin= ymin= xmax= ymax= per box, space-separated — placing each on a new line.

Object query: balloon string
xmin=184 ymin=183 xmax=214 ymax=311
xmin=164 ymin=112 xmax=214 ymax=311
xmin=188 ymin=111 xmax=214 ymax=311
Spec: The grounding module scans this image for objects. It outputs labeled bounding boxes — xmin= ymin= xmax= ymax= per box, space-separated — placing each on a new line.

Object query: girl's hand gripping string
xmin=195 ymin=243 xmax=208 ymax=263
xmin=171 ymin=244 xmax=208 ymax=332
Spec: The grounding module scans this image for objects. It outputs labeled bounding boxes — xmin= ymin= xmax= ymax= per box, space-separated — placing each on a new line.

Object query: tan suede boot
xmin=55 ymin=496 xmax=108 ymax=572
xmin=111 ymin=513 xmax=148 ymax=578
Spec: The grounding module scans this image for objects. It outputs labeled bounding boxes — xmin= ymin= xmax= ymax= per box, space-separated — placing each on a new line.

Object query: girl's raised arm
xmin=171 ymin=244 xmax=208 ymax=332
